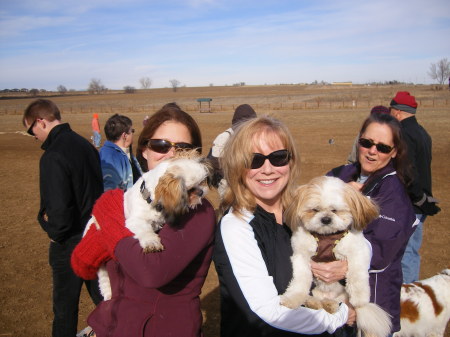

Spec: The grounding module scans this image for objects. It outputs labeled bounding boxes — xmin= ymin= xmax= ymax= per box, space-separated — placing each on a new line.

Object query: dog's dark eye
xmin=331 ymin=209 xmax=337 ymax=213
xmin=312 ymin=208 xmax=319 ymax=213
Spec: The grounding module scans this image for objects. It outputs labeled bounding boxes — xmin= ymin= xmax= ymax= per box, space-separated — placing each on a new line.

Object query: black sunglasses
xmin=358 ymin=138 xmax=394 ymax=154
xmin=27 ymin=119 xmax=40 ymax=136
xmin=146 ymin=139 xmax=195 ymax=154
xmin=250 ymin=149 xmax=291 ymax=169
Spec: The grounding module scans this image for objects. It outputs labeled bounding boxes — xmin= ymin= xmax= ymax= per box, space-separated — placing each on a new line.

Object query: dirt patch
xmin=1 ymin=85 xmax=448 ymax=336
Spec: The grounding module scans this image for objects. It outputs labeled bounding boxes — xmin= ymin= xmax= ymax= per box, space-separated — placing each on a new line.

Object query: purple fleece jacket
xmin=327 ymin=161 xmax=416 ymax=333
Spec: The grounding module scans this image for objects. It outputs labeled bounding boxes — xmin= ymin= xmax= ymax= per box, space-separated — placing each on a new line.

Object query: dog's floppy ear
xmin=284 ymin=184 xmax=308 ymax=232
xmin=154 ymin=172 xmax=188 ymax=216
xmin=343 ymin=184 xmax=379 ymax=231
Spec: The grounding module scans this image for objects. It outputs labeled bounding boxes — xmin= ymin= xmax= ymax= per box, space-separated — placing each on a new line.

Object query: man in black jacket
xmin=390 ymin=91 xmax=440 ymax=283
xmin=23 ymin=99 xmax=103 ymax=337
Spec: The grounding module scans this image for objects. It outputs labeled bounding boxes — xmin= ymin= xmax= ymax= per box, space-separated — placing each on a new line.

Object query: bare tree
xmin=57 ymin=85 xmax=67 ymax=95
xmin=428 ymin=58 xmax=450 ymax=85
xmin=123 ymin=86 xmax=136 ymax=93
xmin=29 ymin=88 xmax=39 ymax=97
xmin=88 ymin=78 xmax=106 ymax=94
xmin=140 ymin=77 xmax=152 ymax=89
xmin=169 ymin=79 xmax=180 ymax=92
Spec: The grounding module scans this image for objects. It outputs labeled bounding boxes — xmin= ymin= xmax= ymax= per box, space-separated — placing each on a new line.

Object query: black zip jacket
xmin=38 ymin=123 xmax=103 ymax=242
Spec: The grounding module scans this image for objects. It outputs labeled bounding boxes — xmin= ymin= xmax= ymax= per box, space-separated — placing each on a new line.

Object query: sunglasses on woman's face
xmin=358 ymin=138 xmax=394 ymax=154
xmin=250 ymin=149 xmax=291 ymax=169
xmin=146 ymin=139 xmax=195 ymax=154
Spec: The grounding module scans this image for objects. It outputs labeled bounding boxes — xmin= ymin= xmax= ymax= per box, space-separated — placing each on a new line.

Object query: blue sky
xmin=1 ymin=0 xmax=449 ymax=90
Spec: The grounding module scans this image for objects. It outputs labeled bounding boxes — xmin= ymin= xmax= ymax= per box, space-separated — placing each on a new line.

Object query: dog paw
xmin=143 ymin=243 xmax=164 ymax=253
xmin=320 ymin=299 xmax=340 ymax=313
xmin=304 ymin=296 xmax=324 ymax=310
xmin=137 ymin=234 xmax=164 ymax=253
xmin=280 ymin=294 xmax=303 ymax=309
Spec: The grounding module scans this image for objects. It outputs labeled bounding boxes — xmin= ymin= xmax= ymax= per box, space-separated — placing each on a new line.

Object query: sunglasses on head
xmin=358 ymin=138 xmax=394 ymax=154
xmin=146 ymin=139 xmax=195 ymax=154
xmin=250 ymin=149 xmax=291 ymax=169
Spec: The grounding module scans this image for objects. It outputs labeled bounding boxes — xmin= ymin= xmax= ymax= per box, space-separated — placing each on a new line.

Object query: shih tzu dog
xmin=280 ymin=176 xmax=392 ymax=337
xmin=394 ymin=268 xmax=450 ymax=337
xmin=86 ymin=151 xmax=211 ymax=300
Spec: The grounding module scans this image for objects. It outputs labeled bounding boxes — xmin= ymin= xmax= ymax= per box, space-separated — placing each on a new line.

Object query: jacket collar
xmin=41 ymin=123 xmax=71 ymax=151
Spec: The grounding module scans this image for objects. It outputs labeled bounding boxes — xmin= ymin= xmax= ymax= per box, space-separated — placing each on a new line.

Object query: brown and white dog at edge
xmin=280 ymin=176 xmax=392 ymax=337
xmin=86 ymin=151 xmax=212 ymax=300
xmin=393 ymin=268 xmax=450 ymax=337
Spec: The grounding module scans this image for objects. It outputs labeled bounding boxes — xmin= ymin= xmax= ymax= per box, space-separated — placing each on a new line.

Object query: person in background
xmin=143 ymin=115 xmax=150 ymax=127
xmin=99 ymin=114 xmax=142 ymax=191
xmin=71 ymin=103 xmax=216 ymax=337
xmin=214 ymin=116 xmax=354 ymax=337
xmin=321 ymin=112 xmax=417 ymax=335
xmin=208 ymin=104 xmax=257 ymax=196
xmin=22 ymin=99 xmax=103 ymax=337
xmin=347 ymin=105 xmax=390 ymax=164
xmin=389 ymin=91 xmax=440 ymax=283
xmin=92 ymin=113 xmax=101 ymax=148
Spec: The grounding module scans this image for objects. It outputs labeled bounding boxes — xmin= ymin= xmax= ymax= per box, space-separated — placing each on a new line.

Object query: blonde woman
xmin=213 ymin=116 xmax=355 ymax=337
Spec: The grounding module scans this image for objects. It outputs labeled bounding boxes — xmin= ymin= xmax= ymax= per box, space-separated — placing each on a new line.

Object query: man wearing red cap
xmin=390 ymin=91 xmax=440 ymax=283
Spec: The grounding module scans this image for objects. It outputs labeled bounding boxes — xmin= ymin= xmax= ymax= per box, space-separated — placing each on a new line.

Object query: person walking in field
xmin=92 ymin=113 xmax=101 ymax=148
xmin=22 ymin=99 xmax=103 ymax=337
xmin=99 ymin=114 xmax=142 ymax=191
xmin=389 ymin=91 xmax=440 ymax=283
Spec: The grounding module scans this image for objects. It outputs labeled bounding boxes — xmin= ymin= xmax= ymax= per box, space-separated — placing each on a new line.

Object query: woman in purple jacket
xmin=314 ymin=113 xmax=416 ymax=334
xmin=72 ymin=103 xmax=216 ymax=337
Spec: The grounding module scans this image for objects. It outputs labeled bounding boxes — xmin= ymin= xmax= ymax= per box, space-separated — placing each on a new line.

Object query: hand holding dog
xmin=311 ymin=260 xmax=348 ymax=283
xmin=345 ymin=302 xmax=356 ymax=326
xmin=347 ymin=181 xmax=363 ymax=191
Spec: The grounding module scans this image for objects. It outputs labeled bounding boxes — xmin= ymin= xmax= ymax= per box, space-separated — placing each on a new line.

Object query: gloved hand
xmin=93 ymin=189 xmax=133 ymax=257
xmin=71 ymin=225 xmax=111 ymax=280
xmin=415 ymin=194 xmax=441 ymax=216
xmin=418 ymin=199 xmax=441 ymax=216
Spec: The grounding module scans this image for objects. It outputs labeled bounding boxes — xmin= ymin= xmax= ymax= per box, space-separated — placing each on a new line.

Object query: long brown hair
xmin=136 ymin=103 xmax=202 ymax=172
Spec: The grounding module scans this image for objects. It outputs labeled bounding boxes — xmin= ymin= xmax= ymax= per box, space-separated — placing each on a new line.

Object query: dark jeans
xmin=49 ymin=234 xmax=103 ymax=337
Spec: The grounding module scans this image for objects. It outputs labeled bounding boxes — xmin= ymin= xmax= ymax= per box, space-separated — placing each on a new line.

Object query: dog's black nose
xmin=321 ymin=216 xmax=332 ymax=225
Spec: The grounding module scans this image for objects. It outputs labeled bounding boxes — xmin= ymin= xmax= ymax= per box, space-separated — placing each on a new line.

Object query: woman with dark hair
xmin=136 ymin=103 xmax=202 ymax=172
xmin=314 ymin=112 xmax=417 ymax=335
xmin=100 ymin=114 xmax=142 ymax=191
xmin=71 ymin=103 xmax=216 ymax=337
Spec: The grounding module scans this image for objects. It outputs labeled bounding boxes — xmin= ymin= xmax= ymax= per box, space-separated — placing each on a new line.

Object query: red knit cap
xmin=390 ymin=91 xmax=418 ymax=113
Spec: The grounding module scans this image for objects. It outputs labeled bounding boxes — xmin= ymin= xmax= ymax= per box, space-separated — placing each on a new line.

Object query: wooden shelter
xmin=197 ymin=98 xmax=212 ymax=113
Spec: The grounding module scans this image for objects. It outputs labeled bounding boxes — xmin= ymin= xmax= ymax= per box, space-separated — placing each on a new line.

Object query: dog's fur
xmin=280 ymin=176 xmax=392 ymax=337
xmin=393 ymin=268 xmax=450 ymax=337
xmin=86 ymin=152 xmax=211 ymax=300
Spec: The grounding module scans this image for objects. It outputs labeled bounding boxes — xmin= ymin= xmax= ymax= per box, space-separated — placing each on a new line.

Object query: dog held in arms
xmin=84 ymin=152 xmax=211 ymax=300
xmin=280 ymin=176 xmax=392 ymax=337
xmin=393 ymin=268 xmax=450 ymax=337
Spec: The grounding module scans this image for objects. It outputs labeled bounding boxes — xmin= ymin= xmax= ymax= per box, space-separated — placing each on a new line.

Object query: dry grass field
xmin=0 ymin=84 xmax=449 ymax=336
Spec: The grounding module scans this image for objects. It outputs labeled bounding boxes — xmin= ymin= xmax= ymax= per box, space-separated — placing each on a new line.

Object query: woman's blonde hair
xmin=220 ymin=116 xmax=300 ymax=217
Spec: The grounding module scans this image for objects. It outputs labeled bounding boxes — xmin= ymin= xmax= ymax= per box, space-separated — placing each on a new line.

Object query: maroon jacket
xmin=88 ymin=199 xmax=216 ymax=337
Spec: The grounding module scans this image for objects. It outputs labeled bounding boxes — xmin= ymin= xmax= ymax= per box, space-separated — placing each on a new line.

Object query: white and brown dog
xmin=87 ymin=152 xmax=211 ymax=300
xmin=394 ymin=268 xmax=450 ymax=337
xmin=280 ymin=176 xmax=392 ymax=337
